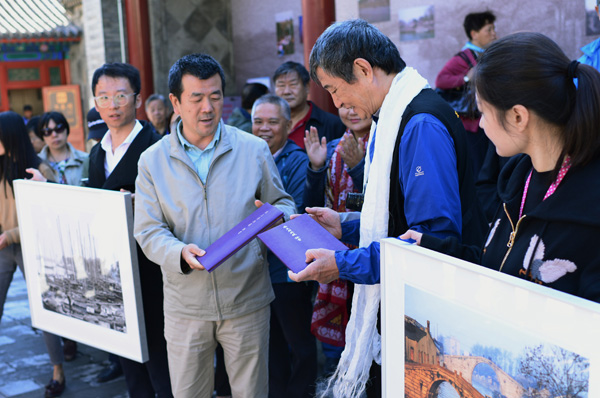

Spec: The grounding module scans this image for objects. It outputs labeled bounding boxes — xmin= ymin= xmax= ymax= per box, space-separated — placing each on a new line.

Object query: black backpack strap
xmin=456 ymin=50 xmax=474 ymax=69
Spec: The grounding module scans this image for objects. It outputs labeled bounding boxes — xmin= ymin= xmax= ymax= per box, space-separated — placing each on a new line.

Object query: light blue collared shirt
xmin=462 ymin=41 xmax=485 ymax=54
xmin=176 ymin=120 xmax=221 ymax=184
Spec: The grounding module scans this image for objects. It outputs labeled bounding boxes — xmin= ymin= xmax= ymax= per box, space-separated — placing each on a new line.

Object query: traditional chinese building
xmin=0 ymin=0 xmax=81 ymax=115
xmin=405 ymin=316 xmax=440 ymax=366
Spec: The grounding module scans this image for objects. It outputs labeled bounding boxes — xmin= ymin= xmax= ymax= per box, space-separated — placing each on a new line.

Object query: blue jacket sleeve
xmin=400 ymin=114 xmax=462 ymax=240
xmin=334 ymin=114 xmax=463 ymax=285
xmin=336 ymin=241 xmax=381 ymax=285
xmin=340 ymin=218 xmax=361 ymax=246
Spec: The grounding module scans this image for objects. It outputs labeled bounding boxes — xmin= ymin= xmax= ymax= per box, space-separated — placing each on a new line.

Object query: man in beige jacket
xmin=134 ymin=53 xmax=295 ymax=398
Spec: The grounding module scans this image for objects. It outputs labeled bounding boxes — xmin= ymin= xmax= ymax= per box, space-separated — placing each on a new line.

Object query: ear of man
xmin=353 ymin=58 xmax=374 ymax=84
xmin=169 ymin=93 xmax=180 ymax=114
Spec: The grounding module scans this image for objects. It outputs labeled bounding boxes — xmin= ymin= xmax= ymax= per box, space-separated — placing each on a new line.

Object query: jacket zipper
xmin=498 ymin=203 xmax=526 ymax=273
xmin=204 ymin=151 xmax=228 ymax=321
xmin=174 ymin=154 xmax=221 ymax=317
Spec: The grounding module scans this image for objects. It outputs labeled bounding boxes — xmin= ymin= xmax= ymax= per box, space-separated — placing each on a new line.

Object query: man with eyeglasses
xmin=88 ymin=62 xmax=173 ymax=398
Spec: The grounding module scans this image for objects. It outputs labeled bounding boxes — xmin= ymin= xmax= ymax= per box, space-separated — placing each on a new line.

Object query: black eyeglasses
xmin=41 ymin=124 xmax=66 ymax=136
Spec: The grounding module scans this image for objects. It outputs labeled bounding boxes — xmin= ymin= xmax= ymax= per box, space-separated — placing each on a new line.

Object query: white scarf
xmin=319 ymin=67 xmax=429 ymax=398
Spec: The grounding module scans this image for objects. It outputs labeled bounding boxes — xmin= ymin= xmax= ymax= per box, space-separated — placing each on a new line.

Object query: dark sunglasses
xmin=41 ymin=124 xmax=66 ymax=136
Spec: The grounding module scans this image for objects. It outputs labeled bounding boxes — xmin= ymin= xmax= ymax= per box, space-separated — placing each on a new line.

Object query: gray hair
xmin=309 ymin=19 xmax=405 ymax=85
xmin=251 ymin=94 xmax=291 ymax=121
xmin=145 ymin=93 xmax=166 ymax=108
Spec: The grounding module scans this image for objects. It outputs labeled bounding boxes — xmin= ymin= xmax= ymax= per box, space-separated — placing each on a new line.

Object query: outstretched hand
xmin=25 ymin=168 xmax=47 ymax=182
xmin=182 ymin=243 xmax=206 ymax=271
xmin=288 ymin=248 xmax=339 ymax=284
xmin=292 ymin=207 xmax=342 ymax=239
xmin=255 ymin=199 xmax=283 ymax=227
xmin=304 ymin=126 xmax=327 ymax=171
xmin=399 ymin=230 xmax=423 ymax=245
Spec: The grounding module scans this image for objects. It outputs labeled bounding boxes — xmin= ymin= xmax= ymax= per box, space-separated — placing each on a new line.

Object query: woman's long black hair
xmin=474 ymin=32 xmax=600 ymax=176
xmin=0 ymin=111 xmax=42 ymax=194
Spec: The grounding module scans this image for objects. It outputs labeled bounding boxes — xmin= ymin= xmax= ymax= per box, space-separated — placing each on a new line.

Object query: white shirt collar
xmin=100 ymin=120 xmax=143 ymax=155
xmin=101 ymin=120 xmax=143 ymax=178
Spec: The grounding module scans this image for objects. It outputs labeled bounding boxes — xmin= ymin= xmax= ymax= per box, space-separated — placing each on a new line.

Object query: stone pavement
xmin=0 ymin=269 xmax=128 ymax=398
xmin=1 ymin=269 xmax=330 ymax=397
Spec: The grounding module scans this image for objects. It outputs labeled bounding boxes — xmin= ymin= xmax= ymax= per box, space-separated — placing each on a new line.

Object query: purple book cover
xmin=197 ymin=203 xmax=284 ymax=272
xmin=257 ymin=214 xmax=348 ymax=274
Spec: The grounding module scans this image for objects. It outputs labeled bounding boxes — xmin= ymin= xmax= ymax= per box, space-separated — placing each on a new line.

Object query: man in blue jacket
xmin=251 ymin=94 xmax=316 ymax=398
xmin=288 ymin=19 xmax=485 ymax=397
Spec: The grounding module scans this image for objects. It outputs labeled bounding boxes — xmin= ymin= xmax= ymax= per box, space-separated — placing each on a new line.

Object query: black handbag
xmin=435 ymin=50 xmax=480 ymax=119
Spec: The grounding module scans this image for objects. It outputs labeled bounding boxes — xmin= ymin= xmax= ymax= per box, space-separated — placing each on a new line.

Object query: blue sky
xmin=405 ymin=284 xmax=552 ymax=357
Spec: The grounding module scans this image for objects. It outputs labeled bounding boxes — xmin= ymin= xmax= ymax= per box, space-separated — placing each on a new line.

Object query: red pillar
xmin=124 ymin=0 xmax=153 ymax=121
xmin=301 ymin=0 xmax=337 ymax=114
xmin=64 ymin=59 xmax=71 ymax=85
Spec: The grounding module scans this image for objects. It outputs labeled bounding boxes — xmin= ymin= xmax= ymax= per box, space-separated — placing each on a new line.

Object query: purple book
xmin=257 ymin=214 xmax=349 ymax=274
xmin=197 ymin=203 xmax=284 ymax=272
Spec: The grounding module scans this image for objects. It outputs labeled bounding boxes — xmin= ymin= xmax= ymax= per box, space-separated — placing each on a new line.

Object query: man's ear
xmin=169 ymin=93 xmax=180 ymax=115
xmin=353 ymin=58 xmax=374 ymax=82
xmin=135 ymin=94 xmax=142 ymax=109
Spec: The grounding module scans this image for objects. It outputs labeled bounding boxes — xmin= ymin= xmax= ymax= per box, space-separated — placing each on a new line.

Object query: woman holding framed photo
xmin=403 ymin=32 xmax=600 ymax=303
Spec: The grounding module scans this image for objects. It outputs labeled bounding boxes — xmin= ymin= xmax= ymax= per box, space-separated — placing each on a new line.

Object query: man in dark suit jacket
xmin=88 ymin=62 xmax=172 ymax=398
xmin=274 ymin=61 xmax=346 ymax=149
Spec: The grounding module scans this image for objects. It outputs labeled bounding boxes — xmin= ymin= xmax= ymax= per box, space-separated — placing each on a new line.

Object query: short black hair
xmin=168 ymin=53 xmax=226 ymax=100
xmin=309 ymin=19 xmax=405 ymax=85
xmin=26 ymin=116 xmax=41 ymax=134
xmin=273 ymin=61 xmax=310 ymax=87
xmin=23 ymin=105 xmax=33 ymax=112
xmin=37 ymin=111 xmax=70 ymax=139
xmin=463 ymin=11 xmax=496 ymax=40
xmin=241 ymin=83 xmax=269 ymax=110
xmin=91 ymin=63 xmax=141 ymax=96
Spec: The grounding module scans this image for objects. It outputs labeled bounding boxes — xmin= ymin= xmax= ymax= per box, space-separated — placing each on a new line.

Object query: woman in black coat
xmin=402 ymin=32 xmax=600 ymax=303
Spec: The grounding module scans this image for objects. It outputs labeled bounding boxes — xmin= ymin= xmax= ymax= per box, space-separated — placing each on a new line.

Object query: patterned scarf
xmin=49 ymin=159 xmax=69 ymax=185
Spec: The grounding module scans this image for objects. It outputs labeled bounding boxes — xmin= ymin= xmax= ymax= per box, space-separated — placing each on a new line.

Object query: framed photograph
xmin=42 ymin=84 xmax=84 ymax=152
xmin=275 ymin=11 xmax=295 ymax=56
xmin=585 ymin=0 xmax=600 ymax=36
xmin=398 ymin=5 xmax=434 ymax=42
xmin=381 ymin=238 xmax=599 ymax=398
xmin=14 ymin=180 xmax=148 ymax=362
xmin=359 ymin=0 xmax=390 ymax=23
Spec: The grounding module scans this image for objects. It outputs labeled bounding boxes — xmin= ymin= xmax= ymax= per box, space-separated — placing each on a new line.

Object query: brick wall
xmin=101 ymin=0 xmax=127 ymax=63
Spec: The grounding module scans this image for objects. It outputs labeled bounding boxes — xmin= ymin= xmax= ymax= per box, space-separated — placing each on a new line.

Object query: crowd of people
xmin=0 ymin=10 xmax=599 ymax=398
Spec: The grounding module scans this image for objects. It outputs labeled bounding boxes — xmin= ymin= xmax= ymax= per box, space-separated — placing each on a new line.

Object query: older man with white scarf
xmin=289 ymin=19 xmax=486 ymax=397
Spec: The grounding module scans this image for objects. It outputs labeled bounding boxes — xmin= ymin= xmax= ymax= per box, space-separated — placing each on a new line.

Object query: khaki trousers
xmin=164 ymin=305 xmax=270 ymax=398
